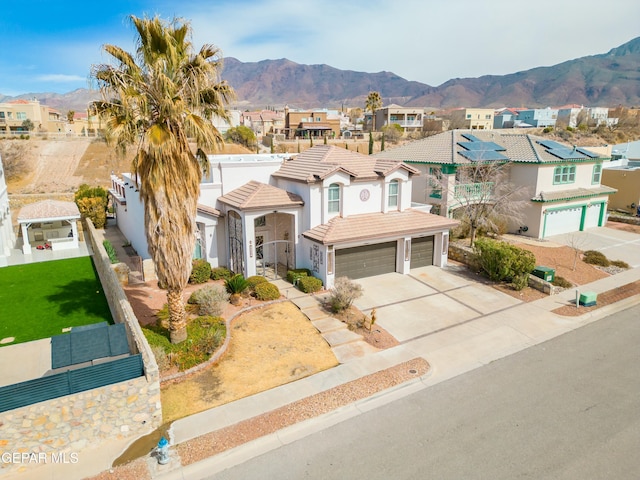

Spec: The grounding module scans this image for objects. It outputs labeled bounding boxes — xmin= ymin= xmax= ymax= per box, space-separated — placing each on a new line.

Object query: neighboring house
xmin=0 ymin=99 xmax=65 ymax=134
xmin=515 ymin=108 xmax=558 ymax=128
xmin=556 ymin=104 xmax=584 ymax=128
xmin=111 ymin=146 xmax=457 ymax=288
xmin=602 ymin=158 xmax=640 ymax=215
xmin=611 ymin=139 xmax=640 ymax=162
xmin=241 ymin=110 xmax=285 ymax=137
xmin=0 ymin=154 xmax=15 ymax=266
xmin=284 ymin=107 xmax=341 ymax=139
xmin=556 ymin=105 xmax=617 ymax=128
xmin=375 ymin=130 xmax=616 ymax=239
xmin=450 ymin=108 xmax=494 ymax=130
xmin=493 ymin=108 xmax=519 ymax=129
xmin=374 ymin=104 xmax=424 ymax=133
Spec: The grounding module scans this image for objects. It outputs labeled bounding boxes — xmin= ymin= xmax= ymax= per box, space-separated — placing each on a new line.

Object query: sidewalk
xmin=91 ymin=266 xmax=639 ymax=480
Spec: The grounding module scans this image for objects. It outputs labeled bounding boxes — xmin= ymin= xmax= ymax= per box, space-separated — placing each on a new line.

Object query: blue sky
xmin=1 ymin=0 xmax=639 ymax=96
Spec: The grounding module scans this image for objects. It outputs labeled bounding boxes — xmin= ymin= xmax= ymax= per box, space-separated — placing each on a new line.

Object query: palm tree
xmin=91 ymin=15 xmax=235 ymax=343
xmin=365 ymin=91 xmax=382 ymax=132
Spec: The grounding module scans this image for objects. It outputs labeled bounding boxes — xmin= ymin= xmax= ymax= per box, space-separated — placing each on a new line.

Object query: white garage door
xmin=544 ymin=206 xmax=583 ymax=237
xmin=584 ymin=203 xmax=604 ymax=229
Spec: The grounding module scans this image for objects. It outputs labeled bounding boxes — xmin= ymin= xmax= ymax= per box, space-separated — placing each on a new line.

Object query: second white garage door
xmin=543 ymin=206 xmax=583 ymax=237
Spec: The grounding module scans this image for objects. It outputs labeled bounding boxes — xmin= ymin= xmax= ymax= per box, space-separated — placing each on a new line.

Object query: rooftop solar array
xmin=458 ymin=141 xmax=506 ymax=152
xmin=536 ymin=140 xmax=599 ymax=160
xmin=457 ymin=134 xmax=508 ymax=162
xmin=458 ymin=150 xmax=509 ymax=162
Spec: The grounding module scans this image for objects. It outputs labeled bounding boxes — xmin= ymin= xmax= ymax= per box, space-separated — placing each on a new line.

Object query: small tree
xmin=380 ymin=123 xmax=403 ymax=144
xmin=435 ymin=161 xmax=530 ymax=247
xmin=21 ymin=119 xmax=35 ymax=132
xmin=66 ymin=110 xmax=75 ymax=123
xmin=75 ymin=184 xmax=108 ymax=228
xmin=0 ymin=141 xmax=29 ymax=180
xmin=225 ymin=126 xmax=256 ymax=149
xmin=328 ymin=277 xmax=363 ymax=313
xmin=368 ymin=132 xmax=374 ymax=154
xmin=365 ymin=91 xmax=382 ymax=131
xmin=381 ymin=133 xmax=385 ymax=151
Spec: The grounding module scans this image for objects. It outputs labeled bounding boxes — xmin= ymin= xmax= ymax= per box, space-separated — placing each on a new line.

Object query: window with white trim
xmin=388 ymin=179 xmax=399 ymax=208
xmin=592 ymin=163 xmax=602 ymax=184
xmin=328 ymin=183 xmax=340 ymax=214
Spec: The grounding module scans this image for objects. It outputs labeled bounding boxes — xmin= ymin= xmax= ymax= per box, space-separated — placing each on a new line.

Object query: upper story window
xmin=328 ymin=183 xmax=341 ymax=214
xmin=466 ymin=114 xmax=472 ymax=119
xmin=553 ymin=165 xmax=576 ymax=184
xmin=592 ymin=164 xmax=602 ymax=184
xmin=388 ymin=180 xmax=399 ymax=208
xmin=17 ymin=112 xmax=27 ymax=120
xmin=0 ymin=112 xmax=5 ymax=119
xmin=316 ymin=117 xmax=321 ymax=122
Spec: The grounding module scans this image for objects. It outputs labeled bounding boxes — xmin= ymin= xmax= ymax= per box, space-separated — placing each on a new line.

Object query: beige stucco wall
xmin=602 ymin=168 xmax=640 ymax=213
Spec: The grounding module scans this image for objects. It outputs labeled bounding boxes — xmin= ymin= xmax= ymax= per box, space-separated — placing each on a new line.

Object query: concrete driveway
xmin=353 ymin=266 xmax=522 ymax=343
xmin=546 ymin=226 xmax=640 ymax=268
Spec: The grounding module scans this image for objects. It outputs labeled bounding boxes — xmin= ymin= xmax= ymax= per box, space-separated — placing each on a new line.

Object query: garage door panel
xmin=411 ymin=236 xmax=434 ymax=268
xmin=584 ymin=203 xmax=603 ymax=229
xmin=544 ymin=207 xmax=582 ymax=237
xmin=336 ymin=242 xmax=397 ymax=279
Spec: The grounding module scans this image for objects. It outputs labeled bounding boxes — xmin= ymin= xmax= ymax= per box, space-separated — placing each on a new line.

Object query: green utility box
xmin=579 ymin=291 xmax=597 ymax=307
xmin=532 ymin=266 xmax=555 ymax=282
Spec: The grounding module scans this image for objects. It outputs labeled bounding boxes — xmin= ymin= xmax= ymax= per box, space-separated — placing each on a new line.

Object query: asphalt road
xmin=211 ymin=304 xmax=640 ymax=480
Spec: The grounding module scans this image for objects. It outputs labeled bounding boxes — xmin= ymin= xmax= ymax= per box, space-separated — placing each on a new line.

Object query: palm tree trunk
xmin=167 ymin=289 xmax=188 ymax=344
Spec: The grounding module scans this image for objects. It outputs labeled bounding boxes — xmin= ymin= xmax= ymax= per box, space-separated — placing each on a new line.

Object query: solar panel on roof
xmin=458 ymin=141 xmax=506 ymax=152
xmin=547 ymin=148 xmax=585 ymax=160
xmin=461 ymin=133 xmax=483 ymax=142
xmin=458 ymin=150 xmax=509 ymax=162
xmin=537 ymin=139 xmax=567 ymax=150
xmin=576 ymin=147 xmax=599 ymax=158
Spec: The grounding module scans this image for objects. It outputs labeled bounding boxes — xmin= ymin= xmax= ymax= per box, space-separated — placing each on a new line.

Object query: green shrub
xmin=102 ymin=239 xmax=119 ymax=264
xmin=75 ymin=184 xmax=108 ymax=228
xmin=542 ymin=126 xmax=553 ymax=133
xmin=474 ymin=238 xmax=536 ymax=290
xmin=552 ymin=276 xmax=573 ymax=288
xmin=210 ymin=266 xmax=232 ymax=281
xmin=328 ymin=277 xmax=363 ymax=312
xmin=583 ymin=250 xmax=610 ymax=267
xmin=286 ymin=268 xmax=311 ymax=284
xmin=254 ymin=282 xmax=281 ymax=301
xmin=610 ymin=259 xmax=630 ymax=269
xmin=189 ymin=259 xmax=212 ymax=284
xmin=298 ymin=276 xmax=323 ymax=293
xmin=225 ymin=274 xmax=249 ymax=295
xmin=246 ymin=275 xmax=268 ymax=290
xmin=188 ymin=284 xmax=230 ymax=316
xmin=143 ymin=316 xmax=226 ymax=371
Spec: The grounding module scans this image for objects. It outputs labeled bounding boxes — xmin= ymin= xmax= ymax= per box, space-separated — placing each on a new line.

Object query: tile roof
xmin=18 ymin=200 xmax=80 ymax=222
xmin=273 ymin=145 xmax=418 ymax=183
xmin=217 ymin=180 xmax=304 ymax=211
xmin=197 ymin=204 xmax=222 ymax=217
xmin=374 ymin=130 xmax=607 ymax=165
xmin=302 ymin=209 xmax=458 ymax=245
xmin=532 ymin=185 xmax=617 ymax=203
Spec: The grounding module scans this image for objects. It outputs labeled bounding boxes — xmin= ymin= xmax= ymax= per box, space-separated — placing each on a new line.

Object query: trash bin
xmin=532 ymin=266 xmax=555 ymax=282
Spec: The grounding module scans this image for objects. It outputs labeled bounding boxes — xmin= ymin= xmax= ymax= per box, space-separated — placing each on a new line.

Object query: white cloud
xmin=36 ymin=74 xmax=87 ymax=83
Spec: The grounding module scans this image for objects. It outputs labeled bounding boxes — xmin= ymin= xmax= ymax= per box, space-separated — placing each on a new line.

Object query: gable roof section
xmin=18 ymin=200 xmax=80 ymax=222
xmin=273 ymin=145 xmax=417 ymax=183
xmin=302 ymin=209 xmax=458 ymax=245
xmin=532 ymin=185 xmax=617 ymax=203
xmin=374 ymin=130 xmax=607 ymax=165
xmin=218 ymin=180 xmax=304 ymax=211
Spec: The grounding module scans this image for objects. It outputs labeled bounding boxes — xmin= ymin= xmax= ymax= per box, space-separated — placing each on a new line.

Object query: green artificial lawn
xmin=0 ymin=256 xmax=113 ymax=346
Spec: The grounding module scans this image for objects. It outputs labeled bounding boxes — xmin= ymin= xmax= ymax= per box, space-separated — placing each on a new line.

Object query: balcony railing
xmin=454 ymin=182 xmax=493 ymax=200
xmin=389 ymin=120 xmax=422 ymax=128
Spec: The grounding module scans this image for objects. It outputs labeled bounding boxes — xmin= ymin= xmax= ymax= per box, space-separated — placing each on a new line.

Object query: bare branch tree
xmin=0 ymin=141 xmax=31 ymax=181
xmin=429 ymin=160 xmax=531 ymax=246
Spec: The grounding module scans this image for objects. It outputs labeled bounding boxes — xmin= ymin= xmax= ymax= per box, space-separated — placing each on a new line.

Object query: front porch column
xmin=70 ymin=220 xmax=79 ymax=248
xmin=21 ymin=223 xmax=31 ymax=255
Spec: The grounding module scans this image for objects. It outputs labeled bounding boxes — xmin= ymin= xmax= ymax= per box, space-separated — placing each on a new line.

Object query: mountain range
xmin=2 ymin=37 xmax=639 ymax=112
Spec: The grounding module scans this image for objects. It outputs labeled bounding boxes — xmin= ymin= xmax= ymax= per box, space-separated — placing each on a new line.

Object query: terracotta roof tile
xmin=374 ymin=130 xmax=606 ymax=165
xmin=218 ymin=180 xmax=304 ymax=210
xmin=532 ymin=185 xmax=617 ymax=202
xmin=18 ymin=200 xmax=80 ymax=222
xmin=197 ymin=204 xmax=222 ymax=217
xmin=273 ymin=145 xmax=417 ymax=183
xmin=302 ymin=209 xmax=458 ymax=245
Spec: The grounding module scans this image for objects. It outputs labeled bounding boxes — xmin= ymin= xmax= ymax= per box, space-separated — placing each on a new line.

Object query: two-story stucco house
xmin=111 ymin=146 xmax=457 ymax=288
xmin=375 ymin=131 xmax=616 ymax=239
